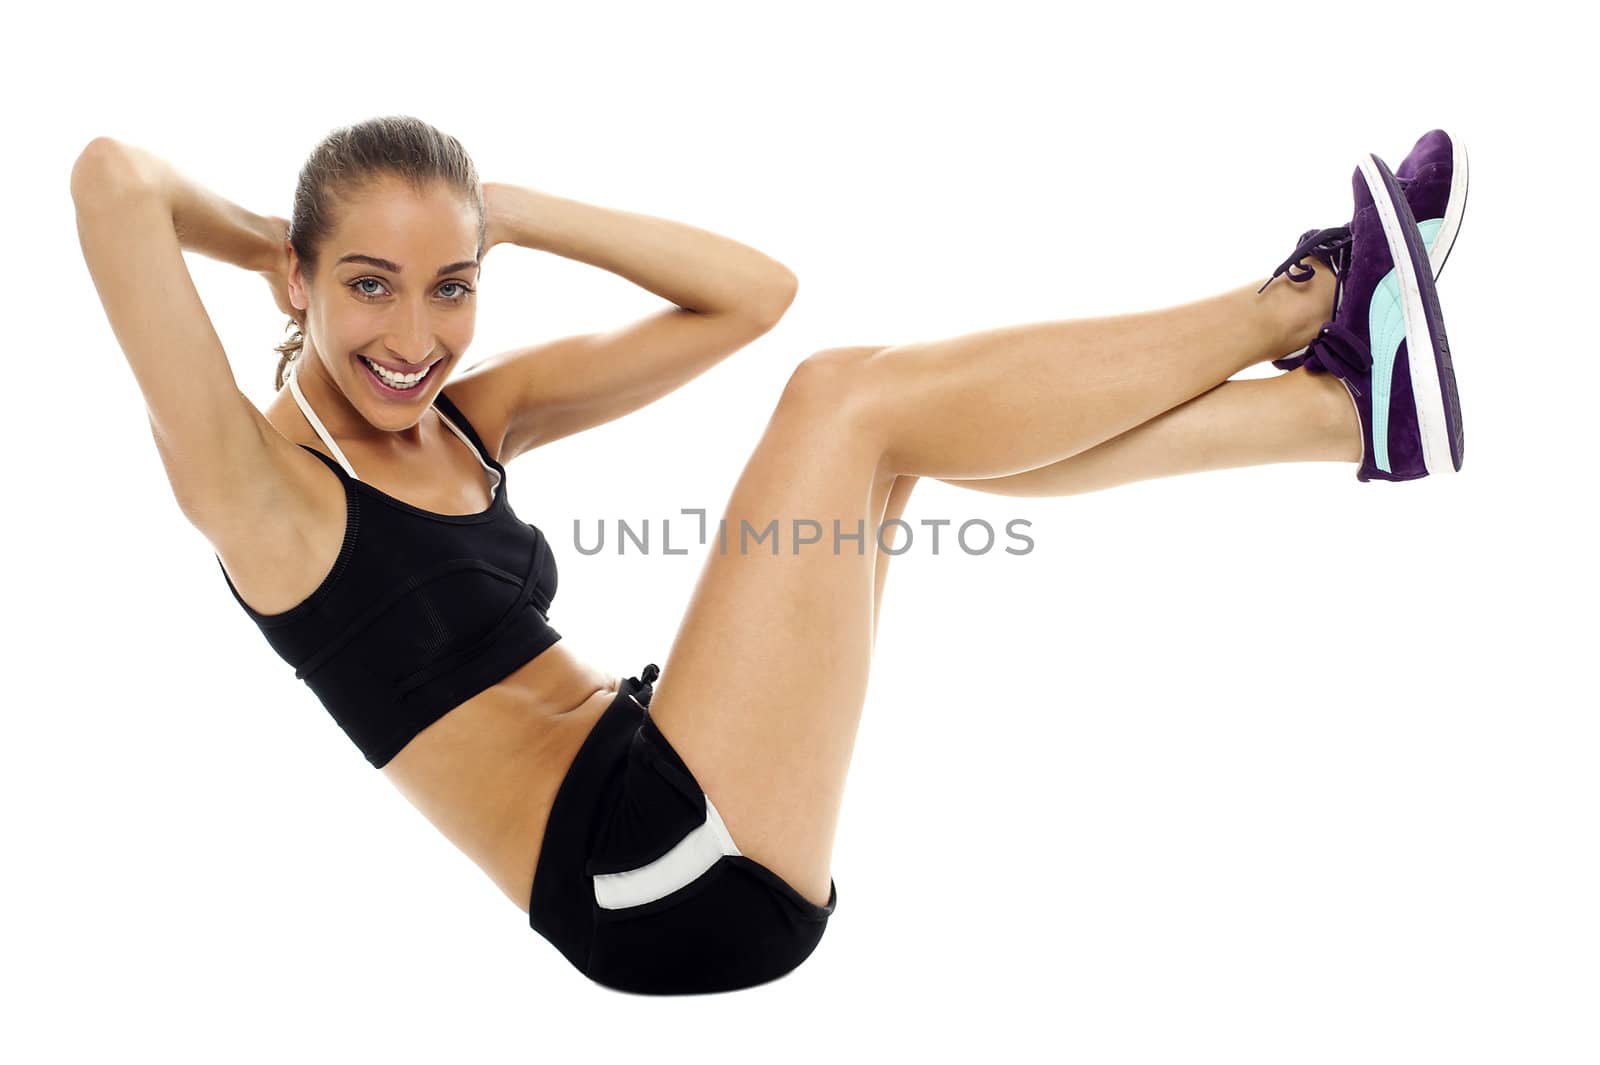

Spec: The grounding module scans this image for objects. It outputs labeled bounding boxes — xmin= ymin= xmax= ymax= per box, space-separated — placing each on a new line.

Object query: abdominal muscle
xmin=378 ymin=639 xmax=623 ymax=913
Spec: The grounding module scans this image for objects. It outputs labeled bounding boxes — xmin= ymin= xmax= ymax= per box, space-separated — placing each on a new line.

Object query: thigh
xmin=644 ymin=347 xmax=897 ymax=913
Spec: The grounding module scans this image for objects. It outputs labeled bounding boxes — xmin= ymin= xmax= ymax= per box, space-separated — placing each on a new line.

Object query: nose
xmin=385 ymin=298 xmax=437 ymax=365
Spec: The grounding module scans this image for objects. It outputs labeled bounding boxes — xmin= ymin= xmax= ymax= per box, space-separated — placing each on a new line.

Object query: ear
xmin=286 ymin=246 xmax=309 ymax=319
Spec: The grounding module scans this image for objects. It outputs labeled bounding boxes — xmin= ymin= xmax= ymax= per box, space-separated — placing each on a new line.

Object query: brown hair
xmin=274 ymin=115 xmax=487 ymax=391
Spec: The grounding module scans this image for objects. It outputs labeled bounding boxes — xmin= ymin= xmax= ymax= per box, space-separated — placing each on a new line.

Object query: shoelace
xmin=1257 ymin=225 xmax=1353 ymax=299
xmin=1260 ymin=225 xmax=1354 ymax=374
xmin=1281 ymin=319 xmax=1373 ymax=397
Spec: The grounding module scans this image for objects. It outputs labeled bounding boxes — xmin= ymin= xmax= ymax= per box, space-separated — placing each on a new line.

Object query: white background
xmin=5 ymin=2 xmax=1594 ymax=1062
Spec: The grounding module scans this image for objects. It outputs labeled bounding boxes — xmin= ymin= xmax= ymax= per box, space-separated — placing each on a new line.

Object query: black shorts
xmin=528 ymin=662 xmax=839 ymax=995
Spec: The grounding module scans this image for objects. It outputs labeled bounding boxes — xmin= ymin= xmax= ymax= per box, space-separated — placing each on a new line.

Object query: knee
xmin=778 ymin=345 xmax=889 ymax=416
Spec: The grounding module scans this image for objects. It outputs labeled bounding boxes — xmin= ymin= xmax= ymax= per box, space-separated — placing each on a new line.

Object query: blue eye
xmin=350 ymin=277 xmax=472 ymax=302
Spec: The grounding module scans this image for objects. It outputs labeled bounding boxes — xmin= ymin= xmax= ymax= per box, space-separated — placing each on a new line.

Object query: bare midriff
xmin=378 ymin=639 xmax=626 ymax=913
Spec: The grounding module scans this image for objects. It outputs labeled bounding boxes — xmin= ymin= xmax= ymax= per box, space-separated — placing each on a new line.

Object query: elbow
xmin=746 ymin=263 xmax=799 ymax=331
xmin=70 ymin=137 xmax=145 ymax=206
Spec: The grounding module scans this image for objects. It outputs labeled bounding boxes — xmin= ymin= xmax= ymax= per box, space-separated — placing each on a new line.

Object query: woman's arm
xmin=483 ymin=182 xmax=796 ymax=322
xmin=455 ymin=183 xmax=798 ymax=463
xmin=72 ymin=138 xmax=306 ymax=539
xmin=119 ymin=142 xmax=283 ymax=273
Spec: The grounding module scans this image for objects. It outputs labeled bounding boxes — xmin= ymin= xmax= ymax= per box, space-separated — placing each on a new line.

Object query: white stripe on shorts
xmin=593 ymin=793 xmax=744 ymax=910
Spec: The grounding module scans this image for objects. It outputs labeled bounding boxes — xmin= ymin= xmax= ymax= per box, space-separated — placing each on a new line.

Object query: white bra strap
xmin=435 ymin=406 xmax=503 ymax=499
xmin=288 ymin=367 xmax=359 ymax=479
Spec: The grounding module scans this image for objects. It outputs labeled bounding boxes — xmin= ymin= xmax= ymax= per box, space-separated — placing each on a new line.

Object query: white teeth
xmin=361 ymin=356 xmax=430 ymax=388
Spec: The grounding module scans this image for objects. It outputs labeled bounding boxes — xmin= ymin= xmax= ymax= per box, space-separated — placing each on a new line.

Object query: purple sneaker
xmin=1264 ymin=129 xmax=1469 ymax=365
xmin=1395 ymin=128 xmax=1470 ymax=279
xmin=1270 ymin=154 xmax=1464 ymax=481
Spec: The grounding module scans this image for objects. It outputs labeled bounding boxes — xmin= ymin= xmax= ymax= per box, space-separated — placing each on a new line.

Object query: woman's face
xmin=289 ymin=174 xmax=482 ymax=427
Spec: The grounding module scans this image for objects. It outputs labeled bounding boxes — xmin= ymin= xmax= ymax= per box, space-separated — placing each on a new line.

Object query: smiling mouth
xmin=357 ymin=353 xmax=442 ymax=393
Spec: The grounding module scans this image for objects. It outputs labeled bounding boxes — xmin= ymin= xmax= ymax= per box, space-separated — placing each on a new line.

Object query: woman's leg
xmin=866 ymin=369 xmax=1356 ymax=642
xmin=871 ymin=472 xmax=919 ymax=645
xmin=645 ymin=268 xmax=1336 ymax=909
xmin=936 ymin=365 xmax=1361 ymax=498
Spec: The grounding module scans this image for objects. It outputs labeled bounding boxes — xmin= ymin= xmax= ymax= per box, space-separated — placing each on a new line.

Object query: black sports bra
xmin=216 ymin=372 xmax=562 ymax=768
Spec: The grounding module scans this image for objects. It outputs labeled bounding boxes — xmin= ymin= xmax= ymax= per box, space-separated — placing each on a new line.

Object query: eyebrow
xmin=335 ymin=253 xmax=480 ymax=277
